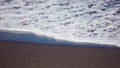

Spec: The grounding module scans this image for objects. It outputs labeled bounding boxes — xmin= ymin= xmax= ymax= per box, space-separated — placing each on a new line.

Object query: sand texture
xmin=0 ymin=41 xmax=120 ymax=68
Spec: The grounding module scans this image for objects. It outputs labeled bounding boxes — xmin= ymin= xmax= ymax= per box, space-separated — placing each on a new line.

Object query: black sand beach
xmin=0 ymin=41 xmax=120 ymax=68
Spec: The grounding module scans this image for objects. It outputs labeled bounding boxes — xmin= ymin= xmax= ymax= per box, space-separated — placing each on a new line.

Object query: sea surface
xmin=0 ymin=0 xmax=120 ymax=47
xmin=0 ymin=30 xmax=118 ymax=48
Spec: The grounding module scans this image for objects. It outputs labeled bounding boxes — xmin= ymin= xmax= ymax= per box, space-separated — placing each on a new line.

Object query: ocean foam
xmin=0 ymin=0 xmax=120 ymax=47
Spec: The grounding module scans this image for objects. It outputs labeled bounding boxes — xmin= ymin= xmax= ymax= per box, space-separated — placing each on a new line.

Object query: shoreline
xmin=0 ymin=29 xmax=118 ymax=48
xmin=0 ymin=29 xmax=120 ymax=68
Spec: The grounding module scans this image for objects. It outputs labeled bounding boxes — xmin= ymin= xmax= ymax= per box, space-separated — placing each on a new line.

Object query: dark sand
xmin=0 ymin=41 xmax=120 ymax=68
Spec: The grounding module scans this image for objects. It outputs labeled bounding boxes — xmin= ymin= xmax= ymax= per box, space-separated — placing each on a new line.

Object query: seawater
xmin=0 ymin=30 xmax=118 ymax=48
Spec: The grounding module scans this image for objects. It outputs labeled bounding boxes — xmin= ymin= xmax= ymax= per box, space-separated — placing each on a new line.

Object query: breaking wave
xmin=0 ymin=0 xmax=120 ymax=47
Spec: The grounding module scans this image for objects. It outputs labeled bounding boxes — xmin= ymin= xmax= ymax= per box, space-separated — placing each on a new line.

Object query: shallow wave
xmin=0 ymin=28 xmax=119 ymax=47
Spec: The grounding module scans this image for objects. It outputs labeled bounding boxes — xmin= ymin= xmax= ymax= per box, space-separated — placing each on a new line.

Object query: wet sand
xmin=0 ymin=41 xmax=120 ymax=68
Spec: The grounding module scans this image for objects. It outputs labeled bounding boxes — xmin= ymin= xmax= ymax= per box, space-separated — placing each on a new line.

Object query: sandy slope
xmin=0 ymin=41 xmax=120 ymax=68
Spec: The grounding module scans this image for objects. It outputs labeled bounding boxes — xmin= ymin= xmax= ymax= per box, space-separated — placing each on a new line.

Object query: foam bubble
xmin=0 ymin=0 xmax=120 ymax=47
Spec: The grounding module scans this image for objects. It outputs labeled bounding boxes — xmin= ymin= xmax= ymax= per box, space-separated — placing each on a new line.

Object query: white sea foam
xmin=0 ymin=0 xmax=120 ymax=47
